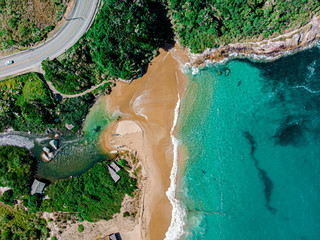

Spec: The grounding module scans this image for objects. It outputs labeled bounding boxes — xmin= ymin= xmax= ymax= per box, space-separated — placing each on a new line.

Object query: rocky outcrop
xmin=188 ymin=15 xmax=320 ymax=66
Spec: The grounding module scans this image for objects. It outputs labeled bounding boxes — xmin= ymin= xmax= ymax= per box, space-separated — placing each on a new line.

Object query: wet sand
xmin=100 ymin=44 xmax=189 ymax=240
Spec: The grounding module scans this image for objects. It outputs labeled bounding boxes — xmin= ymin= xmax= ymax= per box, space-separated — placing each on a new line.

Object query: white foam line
xmin=292 ymin=85 xmax=320 ymax=94
xmin=165 ymin=93 xmax=186 ymax=240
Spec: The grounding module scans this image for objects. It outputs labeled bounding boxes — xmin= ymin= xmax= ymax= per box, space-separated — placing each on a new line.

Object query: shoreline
xmin=99 ymin=44 xmax=189 ymax=240
xmin=187 ymin=15 xmax=320 ymax=68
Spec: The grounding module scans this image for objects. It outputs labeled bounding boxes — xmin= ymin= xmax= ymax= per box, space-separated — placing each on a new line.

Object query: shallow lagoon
xmin=0 ymin=96 xmax=116 ymax=182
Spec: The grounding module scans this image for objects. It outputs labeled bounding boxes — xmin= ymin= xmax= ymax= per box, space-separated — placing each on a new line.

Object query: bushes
xmin=0 ymin=190 xmax=14 ymax=205
xmin=78 ymin=224 xmax=84 ymax=233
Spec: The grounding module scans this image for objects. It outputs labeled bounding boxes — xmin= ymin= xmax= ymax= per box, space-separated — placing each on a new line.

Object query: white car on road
xmin=5 ymin=60 xmax=14 ymax=66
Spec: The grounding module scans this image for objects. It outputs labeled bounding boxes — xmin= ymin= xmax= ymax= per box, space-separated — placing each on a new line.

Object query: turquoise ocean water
xmin=178 ymin=46 xmax=320 ymax=239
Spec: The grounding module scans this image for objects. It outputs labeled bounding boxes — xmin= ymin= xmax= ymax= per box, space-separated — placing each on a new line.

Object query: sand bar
xmin=99 ymin=44 xmax=189 ymax=240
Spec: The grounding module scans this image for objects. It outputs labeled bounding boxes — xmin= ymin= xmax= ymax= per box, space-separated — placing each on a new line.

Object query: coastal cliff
xmin=188 ymin=15 xmax=320 ymax=66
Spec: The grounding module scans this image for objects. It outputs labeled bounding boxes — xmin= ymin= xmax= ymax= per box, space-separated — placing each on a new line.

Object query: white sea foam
xmin=191 ymin=66 xmax=199 ymax=75
xmin=307 ymin=60 xmax=316 ymax=79
xmin=165 ymin=94 xmax=186 ymax=240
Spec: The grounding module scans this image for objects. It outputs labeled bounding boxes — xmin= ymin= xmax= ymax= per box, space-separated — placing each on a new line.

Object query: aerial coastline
xmin=1 ymin=0 xmax=320 ymax=239
xmin=188 ymin=15 xmax=320 ymax=68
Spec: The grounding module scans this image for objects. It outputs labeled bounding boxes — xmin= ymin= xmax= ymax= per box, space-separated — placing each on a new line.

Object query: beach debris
xmin=31 ymin=179 xmax=46 ymax=195
xmin=111 ymin=134 xmax=121 ymax=137
xmin=109 ymin=150 xmax=118 ymax=154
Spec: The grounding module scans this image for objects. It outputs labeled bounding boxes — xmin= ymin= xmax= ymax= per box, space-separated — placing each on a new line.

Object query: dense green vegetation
xmin=0 ymin=203 xmax=49 ymax=240
xmin=0 ymin=146 xmax=36 ymax=198
xmin=0 ymin=0 xmax=67 ymax=50
xmin=86 ymin=0 xmax=173 ymax=79
xmin=41 ymin=160 xmax=137 ymax=222
xmin=0 ymin=73 xmax=95 ymax=133
xmin=167 ymin=0 xmax=320 ymax=53
xmin=42 ymin=39 xmax=106 ymax=95
xmin=0 ymin=72 xmax=56 ymax=133
xmin=43 ymin=0 xmax=173 ymax=94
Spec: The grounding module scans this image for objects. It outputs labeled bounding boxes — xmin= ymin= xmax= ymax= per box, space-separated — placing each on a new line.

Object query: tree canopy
xmin=0 ymin=146 xmax=36 ymax=196
xmin=167 ymin=0 xmax=320 ymax=53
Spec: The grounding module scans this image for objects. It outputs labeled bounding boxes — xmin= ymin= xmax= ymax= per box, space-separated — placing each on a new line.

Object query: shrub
xmin=78 ymin=224 xmax=84 ymax=233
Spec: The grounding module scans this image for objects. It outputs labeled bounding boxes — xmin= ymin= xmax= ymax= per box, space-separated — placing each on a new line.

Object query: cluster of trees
xmin=43 ymin=0 xmax=174 ymax=94
xmin=41 ymin=160 xmax=137 ymax=222
xmin=0 ymin=0 xmax=67 ymax=50
xmin=0 ymin=146 xmax=36 ymax=198
xmin=0 ymin=73 xmax=95 ymax=133
xmin=0 ymin=73 xmax=55 ymax=133
xmin=167 ymin=0 xmax=320 ymax=53
xmin=86 ymin=0 xmax=173 ymax=79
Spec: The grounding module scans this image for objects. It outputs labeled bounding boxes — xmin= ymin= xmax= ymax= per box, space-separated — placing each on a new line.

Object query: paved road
xmin=0 ymin=0 xmax=99 ymax=79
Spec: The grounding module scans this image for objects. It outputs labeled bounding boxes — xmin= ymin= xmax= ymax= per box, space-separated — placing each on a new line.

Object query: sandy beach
xmin=98 ymin=44 xmax=189 ymax=240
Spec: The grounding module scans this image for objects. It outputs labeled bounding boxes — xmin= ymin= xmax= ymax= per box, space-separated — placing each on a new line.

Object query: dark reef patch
xmin=274 ymin=116 xmax=305 ymax=146
xmin=243 ymin=131 xmax=276 ymax=213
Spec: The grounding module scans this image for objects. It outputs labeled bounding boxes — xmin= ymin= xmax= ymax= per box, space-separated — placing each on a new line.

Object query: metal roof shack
xmin=30 ymin=179 xmax=45 ymax=195
xmin=108 ymin=166 xmax=120 ymax=183
xmin=110 ymin=162 xmax=121 ymax=172
xmin=108 ymin=233 xmax=120 ymax=240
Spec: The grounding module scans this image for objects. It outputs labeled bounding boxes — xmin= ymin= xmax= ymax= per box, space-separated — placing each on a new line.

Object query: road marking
xmin=0 ymin=0 xmax=90 ymax=71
